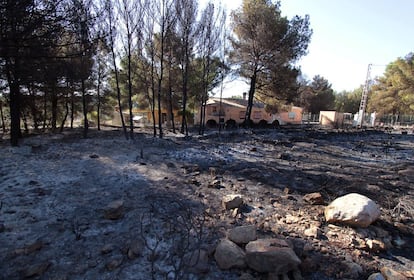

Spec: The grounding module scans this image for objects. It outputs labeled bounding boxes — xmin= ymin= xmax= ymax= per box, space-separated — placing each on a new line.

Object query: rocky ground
xmin=0 ymin=126 xmax=413 ymax=280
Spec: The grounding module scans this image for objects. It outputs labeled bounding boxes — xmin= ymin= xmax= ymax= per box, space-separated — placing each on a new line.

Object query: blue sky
xmin=209 ymin=0 xmax=414 ymax=96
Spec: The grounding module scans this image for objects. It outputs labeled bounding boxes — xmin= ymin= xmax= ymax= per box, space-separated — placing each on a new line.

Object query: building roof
xmin=207 ymin=97 xmax=265 ymax=109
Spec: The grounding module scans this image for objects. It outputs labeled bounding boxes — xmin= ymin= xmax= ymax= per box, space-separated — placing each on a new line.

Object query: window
xmin=288 ymin=112 xmax=296 ymax=119
xmin=253 ymin=111 xmax=262 ymax=119
xmin=239 ymin=111 xmax=246 ymax=119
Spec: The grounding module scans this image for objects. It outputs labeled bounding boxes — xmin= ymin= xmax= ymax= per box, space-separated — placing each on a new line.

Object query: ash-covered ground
xmin=0 ymin=127 xmax=413 ymax=279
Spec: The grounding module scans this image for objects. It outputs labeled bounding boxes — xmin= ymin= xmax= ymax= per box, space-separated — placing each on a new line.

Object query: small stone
xmin=319 ymin=246 xmax=329 ymax=254
xmin=222 ymin=195 xmax=244 ymax=210
xmin=283 ymin=187 xmax=291 ymax=194
xmin=214 ymin=239 xmax=246 ymax=270
xmin=14 ymin=241 xmax=43 ymax=256
xmin=367 ymin=272 xmax=386 ymax=280
xmin=304 ymin=226 xmax=320 ymax=238
xmin=228 ymin=225 xmax=257 ymax=244
xmin=106 ymin=257 xmax=123 ymax=271
xmin=231 ymin=208 xmax=239 ymax=218
xmin=285 ymin=214 xmax=300 ymax=224
xmin=89 ymin=153 xmax=99 ymax=158
xmin=101 ymin=244 xmax=115 ymax=254
xmin=303 ymin=192 xmax=324 ymax=205
xmin=22 ymin=262 xmax=51 ymax=278
xmin=380 ymin=267 xmax=406 ymax=280
xmin=366 ymin=239 xmax=387 ymax=252
xmin=104 ymin=199 xmax=124 ymax=220
xmin=127 ymin=240 xmax=144 ymax=259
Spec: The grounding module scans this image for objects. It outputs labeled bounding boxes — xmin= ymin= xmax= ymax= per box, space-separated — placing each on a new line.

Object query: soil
xmin=0 ymin=126 xmax=413 ymax=280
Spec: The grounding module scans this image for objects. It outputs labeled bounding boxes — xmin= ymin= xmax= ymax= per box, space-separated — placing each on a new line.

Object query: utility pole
xmin=357 ymin=64 xmax=372 ymax=127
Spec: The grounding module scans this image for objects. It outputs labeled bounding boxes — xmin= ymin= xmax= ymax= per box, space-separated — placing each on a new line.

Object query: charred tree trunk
xmin=81 ymin=78 xmax=88 ymax=138
xmin=126 ymin=23 xmax=134 ymax=140
xmin=180 ymin=60 xmax=189 ymax=136
xmin=150 ymin=57 xmax=157 ymax=137
xmin=9 ymin=81 xmax=21 ymax=145
xmin=97 ymin=67 xmax=102 ymax=131
xmin=107 ymin=2 xmax=128 ymax=140
xmin=168 ymin=83 xmax=175 ymax=133
xmin=28 ymin=84 xmax=39 ymax=131
xmin=43 ymin=90 xmax=48 ymax=130
xmin=245 ymin=71 xmax=257 ymax=126
xmin=0 ymin=101 xmax=5 ymax=133
xmin=22 ymin=110 xmax=29 ymax=134
xmin=51 ymin=87 xmax=58 ymax=132
xmin=60 ymin=93 xmax=69 ymax=133
xmin=70 ymin=91 xmax=74 ymax=129
xmin=6 ymin=60 xmax=22 ymax=146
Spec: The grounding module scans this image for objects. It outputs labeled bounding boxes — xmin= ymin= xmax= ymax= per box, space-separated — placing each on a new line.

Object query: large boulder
xmin=245 ymin=239 xmax=301 ymax=274
xmin=325 ymin=193 xmax=380 ymax=228
xmin=228 ymin=225 xmax=257 ymax=245
xmin=214 ymin=239 xmax=246 ymax=269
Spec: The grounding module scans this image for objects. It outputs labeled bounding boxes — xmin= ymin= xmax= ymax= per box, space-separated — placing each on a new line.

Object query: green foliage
xmin=369 ymin=53 xmax=414 ymax=114
xmin=299 ymin=75 xmax=335 ymax=114
xmin=230 ymin=0 xmax=312 ymax=120
xmin=334 ymin=87 xmax=362 ymax=113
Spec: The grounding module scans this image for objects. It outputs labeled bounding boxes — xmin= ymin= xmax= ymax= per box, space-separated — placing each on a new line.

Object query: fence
xmin=378 ymin=115 xmax=414 ymax=126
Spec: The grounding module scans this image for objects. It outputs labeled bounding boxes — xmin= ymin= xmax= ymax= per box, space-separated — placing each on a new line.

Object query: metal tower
xmin=357 ymin=64 xmax=372 ymax=126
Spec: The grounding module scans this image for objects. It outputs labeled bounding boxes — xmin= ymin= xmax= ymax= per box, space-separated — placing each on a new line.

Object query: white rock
xmin=324 ymin=193 xmax=380 ymax=228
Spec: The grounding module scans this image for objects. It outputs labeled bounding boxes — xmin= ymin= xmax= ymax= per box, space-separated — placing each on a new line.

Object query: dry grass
xmin=392 ymin=195 xmax=414 ymax=219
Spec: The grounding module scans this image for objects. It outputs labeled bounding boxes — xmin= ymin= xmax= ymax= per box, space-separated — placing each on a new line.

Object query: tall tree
xmin=299 ymin=75 xmax=335 ymax=114
xmin=155 ymin=0 xmax=175 ymax=138
xmin=118 ymin=0 xmax=144 ymax=140
xmin=104 ymin=0 xmax=128 ymax=139
xmin=175 ymin=0 xmax=198 ymax=135
xmin=257 ymin=64 xmax=300 ymax=113
xmin=197 ymin=2 xmax=226 ymax=135
xmin=230 ymin=0 xmax=311 ymax=125
xmin=143 ymin=0 xmax=157 ymax=137
xmin=164 ymin=27 xmax=181 ymax=133
xmin=369 ymin=53 xmax=414 ymax=114
xmin=1 ymin=1 xmax=45 ymax=144
xmin=70 ymin=0 xmax=95 ymax=138
xmin=93 ymin=36 xmax=109 ymax=131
